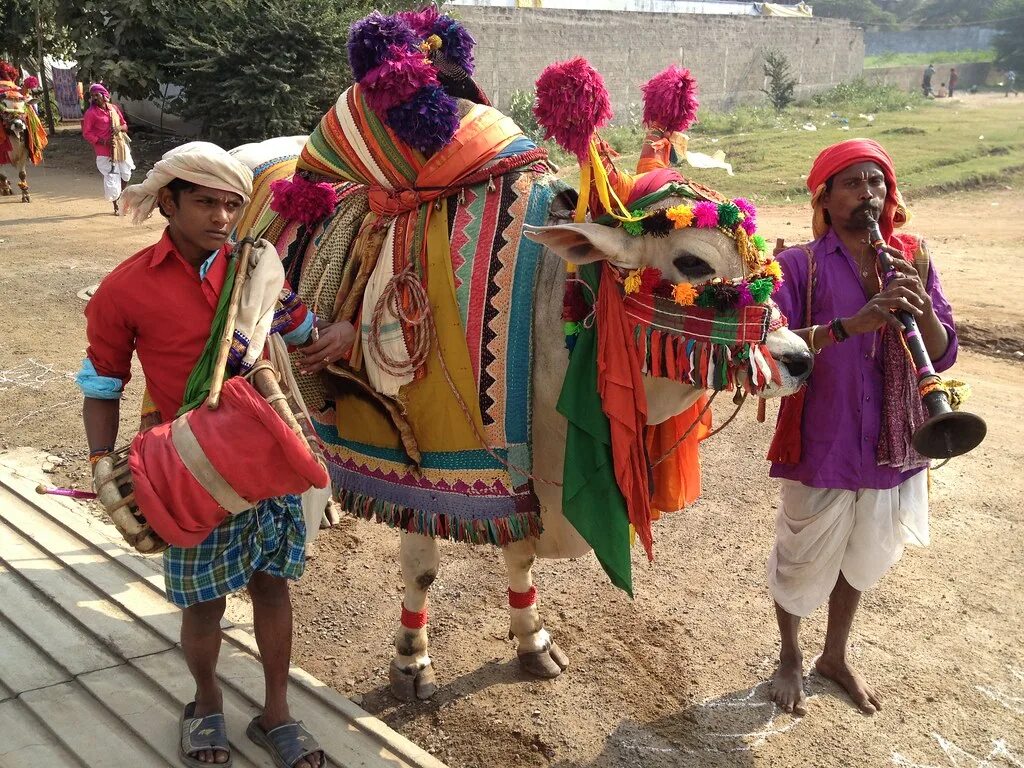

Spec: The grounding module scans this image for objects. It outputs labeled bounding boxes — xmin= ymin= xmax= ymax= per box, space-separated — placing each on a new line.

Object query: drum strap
xmin=171 ymin=414 xmax=252 ymax=515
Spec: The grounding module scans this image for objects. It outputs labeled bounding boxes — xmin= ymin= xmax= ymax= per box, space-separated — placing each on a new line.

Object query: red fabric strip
xmin=507 ymin=586 xmax=537 ymax=609
xmin=401 ymin=606 xmax=429 ymax=629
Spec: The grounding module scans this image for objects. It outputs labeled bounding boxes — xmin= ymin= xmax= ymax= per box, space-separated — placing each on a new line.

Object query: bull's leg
xmin=0 ymin=171 xmax=11 ymax=196
xmin=502 ymin=538 xmax=568 ymax=679
xmin=390 ymin=531 xmax=440 ymax=701
xmin=18 ymin=169 xmax=29 ymax=202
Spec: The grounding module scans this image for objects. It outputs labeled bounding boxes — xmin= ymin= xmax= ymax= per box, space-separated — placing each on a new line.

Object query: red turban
xmin=806 ymin=138 xmax=909 ymax=239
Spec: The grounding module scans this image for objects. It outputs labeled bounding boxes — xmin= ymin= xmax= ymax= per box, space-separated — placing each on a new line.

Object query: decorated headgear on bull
xmin=526 ymin=58 xmax=785 ymax=395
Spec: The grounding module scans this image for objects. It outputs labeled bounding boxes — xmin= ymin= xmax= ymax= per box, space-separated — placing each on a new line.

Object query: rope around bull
xmin=367 ymin=269 xmax=745 ymax=487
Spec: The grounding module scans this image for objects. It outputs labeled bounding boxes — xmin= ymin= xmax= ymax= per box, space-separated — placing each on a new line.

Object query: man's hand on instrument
xmin=845 ymin=276 xmax=926 ymax=335
xmin=886 ymin=256 xmax=932 ymax=312
xmin=298 ymin=320 xmax=355 ymax=374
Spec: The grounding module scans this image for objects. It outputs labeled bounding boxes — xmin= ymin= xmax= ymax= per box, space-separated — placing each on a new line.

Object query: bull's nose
xmin=781 ymin=350 xmax=814 ymax=380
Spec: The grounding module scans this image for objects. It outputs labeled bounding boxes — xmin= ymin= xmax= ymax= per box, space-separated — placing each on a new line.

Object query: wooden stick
xmin=207 ymin=236 xmax=255 ymax=409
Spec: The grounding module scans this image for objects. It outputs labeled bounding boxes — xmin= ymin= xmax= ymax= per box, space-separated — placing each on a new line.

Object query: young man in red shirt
xmin=78 ymin=142 xmax=351 ymax=768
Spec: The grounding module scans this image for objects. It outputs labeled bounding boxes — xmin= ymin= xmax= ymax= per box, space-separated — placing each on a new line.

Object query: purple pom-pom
xmin=386 ymin=85 xmax=459 ymax=155
xmin=433 ymin=16 xmax=476 ymax=75
xmin=397 ymin=6 xmax=440 ymax=38
xmin=534 ymin=58 xmax=613 ymax=161
xmin=693 ymin=201 xmax=719 ymax=228
xmin=735 ymin=282 xmax=755 ymax=308
xmin=362 ymin=45 xmax=438 ymax=114
xmin=347 ymin=12 xmax=418 ymax=82
xmin=641 ymin=65 xmax=699 ymax=133
xmin=269 ymin=176 xmax=340 ymax=226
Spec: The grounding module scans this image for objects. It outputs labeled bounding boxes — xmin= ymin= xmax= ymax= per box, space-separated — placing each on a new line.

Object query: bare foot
xmin=769 ymin=654 xmax=807 ymax=716
xmin=814 ymin=654 xmax=882 ymax=714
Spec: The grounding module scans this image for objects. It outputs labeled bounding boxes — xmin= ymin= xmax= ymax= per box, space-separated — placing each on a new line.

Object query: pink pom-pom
xmin=693 ymin=201 xmax=719 ymax=228
xmin=534 ymin=57 xmax=613 ymax=161
xmin=362 ymin=45 xmax=438 ymax=114
xmin=735 ymin=282 xmax=755 ymax=308
xmin=734 ymin=197 xmax=757 ymax=234
xmin=23 ymin=75 xmax=39 ymax=90
xmin=641 ymin=65 xmax=699 ymax=133
xmin=269 ymin=176 xmax=340 ymax=226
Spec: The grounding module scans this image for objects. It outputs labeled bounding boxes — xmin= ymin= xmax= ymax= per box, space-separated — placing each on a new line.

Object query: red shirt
xmin=85 ymin=229 xmax=306 ymax=421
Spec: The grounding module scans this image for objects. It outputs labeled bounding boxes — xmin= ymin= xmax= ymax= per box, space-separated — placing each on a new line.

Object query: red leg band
xmin=507 ymin=586 xmax=537 ymax=609
xmin=401 ymin=606 xmax=428 ymax=629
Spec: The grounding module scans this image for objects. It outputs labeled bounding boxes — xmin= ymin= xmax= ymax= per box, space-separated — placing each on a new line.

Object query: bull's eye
xmin=673 ymin=253 xmax=715 ymax=278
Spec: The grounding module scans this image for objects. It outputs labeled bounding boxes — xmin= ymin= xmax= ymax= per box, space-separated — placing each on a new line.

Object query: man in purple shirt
xmin=766 ymin=139 xmax=958 ymax=716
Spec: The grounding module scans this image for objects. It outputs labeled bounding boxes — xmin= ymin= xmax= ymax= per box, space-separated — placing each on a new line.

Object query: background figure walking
xmin=1005 ymin=70 xmax=1018 ymax=97
xmin=921 ymin=63 xmax=935 ymax=97
xmin=82 ymin=83 xmax=135 ymax=214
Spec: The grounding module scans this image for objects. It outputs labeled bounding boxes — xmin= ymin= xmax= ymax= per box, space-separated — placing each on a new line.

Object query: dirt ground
xmin=2 ymin=136 xmax=1022 ymax=768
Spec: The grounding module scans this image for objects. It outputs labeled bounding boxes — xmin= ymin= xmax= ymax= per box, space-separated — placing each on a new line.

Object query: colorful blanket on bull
xmin=253 ymin=87 xmax=564 ymax=546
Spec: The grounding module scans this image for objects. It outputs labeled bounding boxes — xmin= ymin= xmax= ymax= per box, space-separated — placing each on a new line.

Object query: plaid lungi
xmin=163 ymin=495 xmax=306 ymax=608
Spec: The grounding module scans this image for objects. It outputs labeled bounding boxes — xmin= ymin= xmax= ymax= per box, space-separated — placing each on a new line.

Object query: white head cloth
xmin=119 ymin=141 xmax=254 ymax=225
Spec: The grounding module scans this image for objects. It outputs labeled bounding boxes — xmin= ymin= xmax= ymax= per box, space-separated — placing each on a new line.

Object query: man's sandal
xmin=179 ymin=702 xmax=232 ymax=767
xmin=246 ymin=716 xmax=328 ymax=768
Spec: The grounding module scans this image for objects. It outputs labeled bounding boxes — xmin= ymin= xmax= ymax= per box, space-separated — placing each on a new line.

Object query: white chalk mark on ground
xmin=0 ymin=359 xmax=74 ymax=390
xmin=977 ymin=666 xmax=1024 ymax=716
xmin=892 ymin=734 xmax=1023 ymax=768
xmin=2 ymin=400 xmax=77 ymax=429
xmin=701 ymin=680 xmax=812 ymax=752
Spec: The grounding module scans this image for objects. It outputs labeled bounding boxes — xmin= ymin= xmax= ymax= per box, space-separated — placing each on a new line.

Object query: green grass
xmin=865 ymin=49 xmax=995 ymax=69
xmin=548 ymin=97 xmax=1024 ymax=206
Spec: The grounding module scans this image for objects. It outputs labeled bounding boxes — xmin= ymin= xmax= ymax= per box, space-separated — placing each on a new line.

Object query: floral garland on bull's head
xmin=533 ymin=58 xmax=787 ymax=393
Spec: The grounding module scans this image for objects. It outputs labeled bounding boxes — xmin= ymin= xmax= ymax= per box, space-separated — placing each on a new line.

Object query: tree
xmin=1 ymin=0 xmax=73 ymax=70
xmin=57 ymin=0 xmax=174 ymax=100
xmin=991 ymin=0 xmax=1024 ymax=72
xmin=813 ymin=0 xmax=898 ymax=28
xmin=164 ymin=0 xmax=416 ymax=144
xmin=762 ymin=50 xmax=797 ymax=112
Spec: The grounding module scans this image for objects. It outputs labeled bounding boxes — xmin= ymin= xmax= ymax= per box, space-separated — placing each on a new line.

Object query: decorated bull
xmin=232 ymin=8 xmax=813 ymax=701
xmin=0 ymin=62 xmax=46 ymax=202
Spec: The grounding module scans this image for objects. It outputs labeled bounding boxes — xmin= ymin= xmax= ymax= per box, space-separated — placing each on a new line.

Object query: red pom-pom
xmin=641 ymin=65 xmax=699 ymax=133
xmin=269 ymin=176 xmax=340 ymax=226
xmin=0 ymin=61 xmax=18 ymax=83
xmin=639 ymin=267 xmax=662 ymax=293
xmin=534 ymin=57 xmax=612 ymax=161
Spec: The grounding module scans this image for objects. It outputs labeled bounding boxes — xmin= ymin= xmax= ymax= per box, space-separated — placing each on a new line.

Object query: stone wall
xmin=864 ymin=61 xmax=994 ymax=94
xmin=451 ymin=6 xmax=863 ymax=115
xmin=865 ymin=27 xmax=997 ymax=57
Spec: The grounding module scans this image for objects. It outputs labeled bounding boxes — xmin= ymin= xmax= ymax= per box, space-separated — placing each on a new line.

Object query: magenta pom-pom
xmin=362 ymin=45 xmax=438 ymax=113
xmin=23 ymin=75 xmax=39 ymax=90
xmin=534 ymin=57 xmax=613 ymax=161
xmin=641 ymin=65 xmax=699 ymax=133
xmin=269 ymin=176 xmax=340 ymax=226
xmin=693 ymin=200 xmax=719 ymax=228
xmin=734 ymin=197 xmax=757 ymax=234
xmin=735 ymin=282 xmax=755 ymax=308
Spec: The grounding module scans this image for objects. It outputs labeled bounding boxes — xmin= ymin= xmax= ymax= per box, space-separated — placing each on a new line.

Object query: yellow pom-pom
xmin=624 ymin=269 xmax=643 ymax=295
xmin=666 ymin=205 xmax=694 ymax=228
xmin=673 ymin=282 xmax=698 ymax=305
xmin=763 ymin=259 xmax=783 ymax=280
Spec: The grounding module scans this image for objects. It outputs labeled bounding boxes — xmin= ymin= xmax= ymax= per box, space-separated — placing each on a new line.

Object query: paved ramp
xmin=0 ymin=452 xmax=445 ymax=768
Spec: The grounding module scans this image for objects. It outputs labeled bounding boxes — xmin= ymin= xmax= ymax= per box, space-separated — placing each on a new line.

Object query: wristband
xmin=829 ymin=317 xmax=850 ymax=343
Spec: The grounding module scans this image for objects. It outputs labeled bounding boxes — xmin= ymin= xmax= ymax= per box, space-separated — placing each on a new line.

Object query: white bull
xmin=231 ymin=136 xmax=814 ymax=700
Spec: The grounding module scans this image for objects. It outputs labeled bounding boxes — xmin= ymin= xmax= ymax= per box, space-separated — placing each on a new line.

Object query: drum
xmin=92 ymin=446 xmax=168 ymax=554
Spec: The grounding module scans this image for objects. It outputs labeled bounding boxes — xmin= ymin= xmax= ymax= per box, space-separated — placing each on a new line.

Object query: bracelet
xmin=807 ymin=324 xmax=821 ymax=355
xmin=830 ymin=317 xmax=850 ymax=343
xmin=88 ymin=447 xmax=113 ymax=465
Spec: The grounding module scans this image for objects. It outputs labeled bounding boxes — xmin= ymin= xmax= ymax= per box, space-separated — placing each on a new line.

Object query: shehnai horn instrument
xmin=867 ymin=216 xmax=986 ymax=459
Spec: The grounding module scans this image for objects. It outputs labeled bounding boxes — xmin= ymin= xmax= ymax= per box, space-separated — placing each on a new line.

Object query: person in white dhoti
xmin=765 ymin=139 xmax=961 ymax=716
xmin=81 ymin=83 xmax=135 ymax=214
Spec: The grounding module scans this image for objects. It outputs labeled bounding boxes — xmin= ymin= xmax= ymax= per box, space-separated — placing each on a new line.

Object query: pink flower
xmin=693 ymin=201 xmax=720 ymax=228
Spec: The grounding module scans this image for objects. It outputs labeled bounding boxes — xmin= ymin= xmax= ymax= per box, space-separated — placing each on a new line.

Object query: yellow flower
xmin=624 ymin=269 xmax=643 ymax=294
xmin=665 ymin=205 xmax=694 ymax=229
xmin=763 ymin=259 xmax=783 ymax=280
xmin=672 ymin=282 xmax=698 ymax=305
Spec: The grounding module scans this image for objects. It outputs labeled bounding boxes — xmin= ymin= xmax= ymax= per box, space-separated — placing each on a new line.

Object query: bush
xmin=762 ymin=50 xmax=797 ymax=112
xmin=507 ymin=89 xmax=541 ymax=142
xmin=807 ymin=78 xmax=922 ymax=113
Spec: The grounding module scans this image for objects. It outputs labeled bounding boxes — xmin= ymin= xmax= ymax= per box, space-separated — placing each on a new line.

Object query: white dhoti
xmin=767 ymin=473 xmax=928 ymax=618
xmin=97 ymin=151 xmax=135 ymax=201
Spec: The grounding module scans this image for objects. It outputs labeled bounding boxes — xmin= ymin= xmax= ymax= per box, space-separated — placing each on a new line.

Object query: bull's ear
xmin=523 ymin=223 xmax=642 ymax=267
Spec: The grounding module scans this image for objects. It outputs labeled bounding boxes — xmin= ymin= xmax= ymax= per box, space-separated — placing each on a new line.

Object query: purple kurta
xmin=770 ymin=229 xmax=958 ymax=491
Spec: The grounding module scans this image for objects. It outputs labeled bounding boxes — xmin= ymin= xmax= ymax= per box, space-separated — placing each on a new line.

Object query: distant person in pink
xmin=82 ymin=83 xmax=135 ymax=214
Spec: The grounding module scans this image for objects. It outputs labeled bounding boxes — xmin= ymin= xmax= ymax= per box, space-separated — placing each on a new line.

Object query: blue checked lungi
xmin=163 ymin=494 xmax=306 ymax=608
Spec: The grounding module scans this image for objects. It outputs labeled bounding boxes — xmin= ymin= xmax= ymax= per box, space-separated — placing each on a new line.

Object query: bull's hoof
xmin=389 ymin=659 xmax=438 ymax=701
xmin=518 ymin=642 xmax=569 ymax=679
